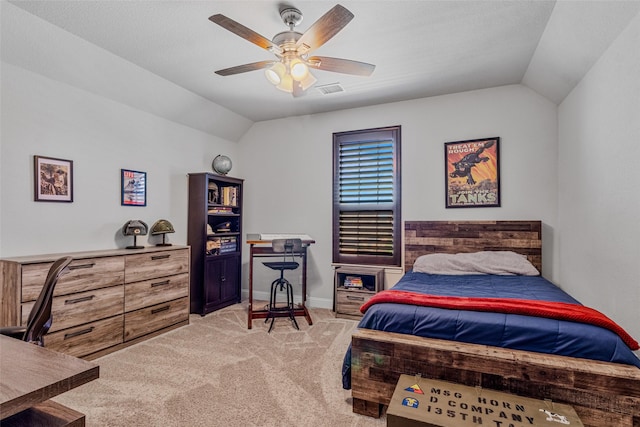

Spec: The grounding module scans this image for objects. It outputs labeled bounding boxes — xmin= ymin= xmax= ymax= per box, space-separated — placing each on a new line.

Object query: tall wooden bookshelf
xmin=187 ymin=173 xmax=243 ymax=315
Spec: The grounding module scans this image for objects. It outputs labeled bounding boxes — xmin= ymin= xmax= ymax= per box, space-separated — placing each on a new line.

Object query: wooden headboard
xmin=404 ymin=220 xmax=542 ymax=272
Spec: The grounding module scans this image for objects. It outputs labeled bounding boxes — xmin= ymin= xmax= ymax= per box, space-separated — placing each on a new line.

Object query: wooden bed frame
xmin=350 ymin=220 xmax=640 ymax=426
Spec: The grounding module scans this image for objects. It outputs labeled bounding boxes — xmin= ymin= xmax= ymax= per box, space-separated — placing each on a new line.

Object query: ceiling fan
xmin=209 ymin=4 xmax=375 ymax=97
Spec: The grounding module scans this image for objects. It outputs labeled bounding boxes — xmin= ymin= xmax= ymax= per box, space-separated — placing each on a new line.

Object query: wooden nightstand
xmin=334 ymin=266 xmax=384 ymax=319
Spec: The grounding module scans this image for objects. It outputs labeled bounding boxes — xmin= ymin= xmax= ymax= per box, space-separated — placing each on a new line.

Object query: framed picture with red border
xmin=121 ymin=169 xmax=147 ymax=206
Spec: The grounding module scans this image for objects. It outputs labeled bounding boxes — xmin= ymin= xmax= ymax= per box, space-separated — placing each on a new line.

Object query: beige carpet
xmin=54 ymin=303 xmax=386 ymax=426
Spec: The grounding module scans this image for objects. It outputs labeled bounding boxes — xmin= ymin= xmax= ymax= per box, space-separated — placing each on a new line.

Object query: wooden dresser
xmin=0 ymin=246 xmax=190 ymax=360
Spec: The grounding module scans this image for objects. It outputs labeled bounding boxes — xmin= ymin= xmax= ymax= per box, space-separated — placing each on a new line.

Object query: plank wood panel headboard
xmin=404 ymin=220 xmax=542 ymax=273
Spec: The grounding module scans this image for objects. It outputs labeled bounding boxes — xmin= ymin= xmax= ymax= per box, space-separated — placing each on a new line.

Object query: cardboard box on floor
xmin=387 ymin=375 xmax=583 ymax=427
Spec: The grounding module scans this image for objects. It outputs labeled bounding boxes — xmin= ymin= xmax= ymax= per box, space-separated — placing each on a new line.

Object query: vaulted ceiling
xmin=5 ymin=1 xmax=640 ymax=124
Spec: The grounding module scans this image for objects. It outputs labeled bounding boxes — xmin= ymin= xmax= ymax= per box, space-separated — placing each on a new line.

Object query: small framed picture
xmin=121 ymin=169 xmax=147 ymax=206
xmin=445 ymin=137 xmax=500 ymax=208
xmin=34 ymin=155 xmax=74 ymax=202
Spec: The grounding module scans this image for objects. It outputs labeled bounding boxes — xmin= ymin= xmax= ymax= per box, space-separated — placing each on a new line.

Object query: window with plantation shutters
xmin=333 ymin=126 xmax=401 ymax=266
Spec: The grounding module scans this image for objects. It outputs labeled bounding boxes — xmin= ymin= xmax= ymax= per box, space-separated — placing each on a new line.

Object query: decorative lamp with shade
xmin=122 ymin=220 xmax=148 ymax=249
xmin=151 ymin=219 xmax=175 ymax=246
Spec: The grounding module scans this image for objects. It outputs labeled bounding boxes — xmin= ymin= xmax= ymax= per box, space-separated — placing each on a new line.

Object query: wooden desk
xmin=0 ymin=335 xmax=99 ymax=420
xmin=246 ymin=236 xmax=315 ymax=329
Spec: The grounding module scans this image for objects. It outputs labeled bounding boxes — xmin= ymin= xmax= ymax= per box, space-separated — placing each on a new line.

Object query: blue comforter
xmin=342 ymin=272 xmax=640 ymax=389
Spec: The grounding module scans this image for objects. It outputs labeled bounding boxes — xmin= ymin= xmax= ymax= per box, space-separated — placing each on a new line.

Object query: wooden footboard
xmin=351 ymin=329 xmax=640 ymax=426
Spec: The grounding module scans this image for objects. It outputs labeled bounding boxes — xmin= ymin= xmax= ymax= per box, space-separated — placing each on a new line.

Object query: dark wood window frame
xmin=332 ymin=126 xmax=401 ymax=267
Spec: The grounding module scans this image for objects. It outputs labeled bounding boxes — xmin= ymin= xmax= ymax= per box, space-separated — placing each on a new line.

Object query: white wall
xmin=0 ymin=63 xmax=237 ymax=257
xmin=557 ymin=14 xmax=640 ymax=341
xmin=237 ymin=84 xmax=559 ymax=308
xmin=0 ymin=1 xmax=245 ymax=258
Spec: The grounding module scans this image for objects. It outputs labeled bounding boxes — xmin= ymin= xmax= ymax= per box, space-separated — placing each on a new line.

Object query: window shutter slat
xmin=333 ymin=127 xmax=401 ymax=266
xmin=338 ymin=139 xmax=395 ymax=205
xmin=339 ymin=210 xmax=395 ymax=256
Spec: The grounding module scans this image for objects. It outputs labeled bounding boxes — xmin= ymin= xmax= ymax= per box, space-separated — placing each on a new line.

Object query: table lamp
xmin=122 ymin=220 xmax=148 ymax=249
xmin=151 ymin=219 xmax=175 ymax=246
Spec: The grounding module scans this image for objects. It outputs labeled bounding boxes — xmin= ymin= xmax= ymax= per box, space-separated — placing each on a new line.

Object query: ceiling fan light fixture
xmin=211 ymin=4 xmax=375 ymax=98
xmin=265 ymin=62 xmax=286 ymax=85
xmin=290 ymin=59 xmax=309 ymax=81
xmin=276 ymin=73 xmax=294 ymax=93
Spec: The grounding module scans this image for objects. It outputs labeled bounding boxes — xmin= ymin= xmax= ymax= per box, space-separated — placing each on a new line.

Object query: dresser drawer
xmin=44 ymin=315 xmax=124 ymax=358
xmin=124 ymin=249 xmax=189 ymax=283
xmin=22 ymin=285 xmax=124 ymax=333
xmin=336 ymin=289 xmax=375 ymax=317
xmin=124 ymin=273 xmax=189 ymax=312
xmin=22 ymin=256 xmax=125 ymax=301
xmin=124 ymin=297 xmax=188 ymax=341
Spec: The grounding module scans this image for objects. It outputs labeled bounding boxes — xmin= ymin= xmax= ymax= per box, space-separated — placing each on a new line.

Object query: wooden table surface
xmin=0 ymin=335 xmax=99 ymax=419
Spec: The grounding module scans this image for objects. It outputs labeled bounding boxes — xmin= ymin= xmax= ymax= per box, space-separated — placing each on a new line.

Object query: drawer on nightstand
xmin=44 ymin=315 xmax=124 ymax=358
xmin=124 ymin=249 xmax=189 ymax=283
xmin=22 ymin=256 xmax=124 ymax=301
xmin=124 ymin=297 xmax=189 ymax=341
xmin=125 ymin=273 xmax=189 ymax=312
xmin=22 ymin=285 xmax=124 ymax=333
xmin=336 ymin=289 xmax=375 ymax=317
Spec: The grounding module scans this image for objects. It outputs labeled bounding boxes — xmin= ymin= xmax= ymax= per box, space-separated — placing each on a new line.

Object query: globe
xmin=212 ymin=155 xmax=232 ymax=175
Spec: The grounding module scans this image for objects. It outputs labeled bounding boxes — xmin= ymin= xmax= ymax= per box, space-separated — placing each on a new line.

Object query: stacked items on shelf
xmin=219 ymin=236 xmax=237 ymax=254
xmin=208 ymin=207 xmax=233 ymax=214
xmin=343 ymin=276 xmax=364 ymax=288
xmin=205 ymin=237 xmax=237 ymax=255
xmin=220 ymin=186 xmax=238 ymax=206
xmin=206 ymin=221 xmax=233 ymax=235
xmin=214 ymin=221 xmax=231 ymax=233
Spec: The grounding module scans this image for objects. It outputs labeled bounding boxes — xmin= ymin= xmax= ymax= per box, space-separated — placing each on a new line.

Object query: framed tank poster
xmin=445 ymin=137 xmax=500 ymax=208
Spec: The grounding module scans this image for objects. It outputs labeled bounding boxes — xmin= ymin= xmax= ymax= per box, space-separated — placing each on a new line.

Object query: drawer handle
xmin=68 ymin=262 xmax=96 ymax=270
xmin=151 ymin=306 xmax=170 ymax=315
xmin=64 ymin=327 xmax=94 ymax=340
xmin=65 ymin=295 xmax=95 ymax=304
xmin=151 ymin=280 xmax=171 ymax=287
xmin=151 ymin=254 xmax=170 ymax=260
xmin=346 ymin=295 xmax=365 ymax=301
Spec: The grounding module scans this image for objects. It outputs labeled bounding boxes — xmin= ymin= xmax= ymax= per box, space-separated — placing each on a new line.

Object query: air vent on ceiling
xmin=316 ymin=83 xmax=345 ymax=95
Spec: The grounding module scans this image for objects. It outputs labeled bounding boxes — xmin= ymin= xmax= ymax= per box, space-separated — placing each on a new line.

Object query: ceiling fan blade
xmin=215 ymin=61 xmax=275 ymax=76
xmin=296 ymin=5 xmax=354 ymax=54
xmin=209 ymin=14 xmax=282 ymax=55
xmin=307 ymin=56 xmax=375 ymax=76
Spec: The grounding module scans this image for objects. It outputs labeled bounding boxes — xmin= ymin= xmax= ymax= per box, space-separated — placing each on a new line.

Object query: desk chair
xmin=263 ymin=239 xmax=302 ymax=333
xmin=0 ymin=256 xmax=73 ymax=346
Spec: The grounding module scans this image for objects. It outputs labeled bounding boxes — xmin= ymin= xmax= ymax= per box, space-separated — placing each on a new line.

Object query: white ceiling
xmin=6 ymin=1 xmax=640 ymax=123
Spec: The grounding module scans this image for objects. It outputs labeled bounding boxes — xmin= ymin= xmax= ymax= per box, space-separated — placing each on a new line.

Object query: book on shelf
xmin=343 ymin=276 xmax=364 ymax=288
xmin=208 ymin=207 xmax=233 ymax=214
xmin=221 ymin=186 xmax=238 ymax=206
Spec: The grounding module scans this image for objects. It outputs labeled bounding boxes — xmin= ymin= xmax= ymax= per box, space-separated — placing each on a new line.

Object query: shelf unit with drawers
xmin=0 ymin=245 xmax=190 ymax=360
xmin=334 ymin=266 xmax=384 ymax=320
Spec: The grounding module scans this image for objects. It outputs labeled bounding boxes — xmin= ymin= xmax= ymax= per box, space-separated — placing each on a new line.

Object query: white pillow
xmin=413 ymin=251 xmax=539 ymax=276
